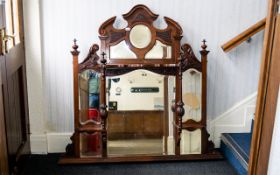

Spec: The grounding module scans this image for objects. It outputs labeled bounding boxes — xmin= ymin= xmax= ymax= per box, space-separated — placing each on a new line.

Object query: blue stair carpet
xmin=221 ymin=132 xmax=252 ymax=175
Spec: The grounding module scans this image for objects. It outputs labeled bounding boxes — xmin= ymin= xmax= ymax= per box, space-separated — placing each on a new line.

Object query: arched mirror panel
xmin=182 ymin=69 xmax=202 ymax=122
xmin=110 ymin=41 xmax=137 ymax=59
xmin=79 ymin=70 xmax=101 ymax=125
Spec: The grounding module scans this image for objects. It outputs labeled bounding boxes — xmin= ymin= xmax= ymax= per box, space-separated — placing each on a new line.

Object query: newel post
xmin=200 ymin=39 xmax=210 ymax=154
xmin=71 ymin=39 xmax=80 ymax=157
xmin=100 ymin=52 xmax=108 ymax=157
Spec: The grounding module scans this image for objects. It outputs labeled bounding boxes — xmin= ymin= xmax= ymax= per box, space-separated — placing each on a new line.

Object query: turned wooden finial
xmin=71 ymin=39 xmax=80 ymax=56
xmin=201 ymin=39 xmax=207 ymax=50
xmin=100 ymin=52 xmax=107 ymax=65
xmin=200 ymin=39 xmax=209 ymax=56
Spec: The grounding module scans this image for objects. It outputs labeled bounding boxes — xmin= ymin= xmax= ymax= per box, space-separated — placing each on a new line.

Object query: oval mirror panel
xmin=129 ymin=25 xmax=152 ymax=48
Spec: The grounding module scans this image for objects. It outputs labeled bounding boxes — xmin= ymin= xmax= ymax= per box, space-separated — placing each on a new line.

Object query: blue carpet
xmin=22 ymin=154 xmax=237 ymax=175
xmin=221 ymin=132 xmax=252 ymax=175
xmin=222 ymin=133 xmax=251 ymax=162
xmin=221 ymin=141 xmax=247 ymax=175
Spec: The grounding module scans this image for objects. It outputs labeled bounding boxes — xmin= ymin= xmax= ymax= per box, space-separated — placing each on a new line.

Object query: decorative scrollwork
xmin=181 ymin=43 xmax=202 ymax=72
xmin=106 ymin=66 xmax=177 ymax=76
xmin=134 ymin=14 xmax=147 ymax=21
xmin=65 ymin=133 xmax=75 ymax=156
xmin=110 ymin=31 xmax=126 ymax=43
xmin=156 ymin=30 xmax=172 ymax=43
xmin=79 ymin=44 xmax=100 ymax=73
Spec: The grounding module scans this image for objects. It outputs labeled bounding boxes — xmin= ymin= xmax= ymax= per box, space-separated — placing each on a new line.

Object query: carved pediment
xmin=181 ymin=43 xmax=202 ymax=72
xmin=79 ymin=44 xmax=100 ymax=73
xmin=98 ymin=5 xmax=183 ymax=62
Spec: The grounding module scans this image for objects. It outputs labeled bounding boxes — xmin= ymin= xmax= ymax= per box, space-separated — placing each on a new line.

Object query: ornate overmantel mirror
xmin=60 ymin=5 xmax=222 ymax=164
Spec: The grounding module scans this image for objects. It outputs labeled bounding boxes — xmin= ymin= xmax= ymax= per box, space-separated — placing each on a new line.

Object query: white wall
xmin=24 ymin=0 xmax=266 ymax=152
xmin=23 ymin=0 xmax=47 ymax=153
xmin=209 ymin=92 xmax=257 ymax=147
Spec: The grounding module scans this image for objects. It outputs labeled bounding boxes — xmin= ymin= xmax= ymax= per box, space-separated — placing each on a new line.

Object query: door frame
xmin=0 ymin=62 xmax=9 ymax=175
xmin=0 ymin=2 xmax=9 ymax=175
xmin=248 ymin=0 xmax=280 ymax=174
xmin=0 ymin=0 xmax=30 ymax=173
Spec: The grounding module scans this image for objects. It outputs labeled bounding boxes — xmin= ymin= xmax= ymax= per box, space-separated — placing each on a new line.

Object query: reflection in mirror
xmin=180 ymin=69 xmax=202 ymax=155
xmin=106 ymin=70 xmax=174 ymax=156
xmin=110 ymin=41 xmax=137 ymax=59
xmin=107 ymin=70 xmax=164 ymax=110
xmin=182 ymin=69 xmax=202 ymax=122
xmin=129 ymin=25 xmax=152 ymax=48
xmin=145 ymin=40 xmax=172 ymax=59
xmin=167 ymin=76 xmax=176 ymax=155
xmin=80 ymin=132 xmax=102 ymax=157
xmin=79 ymin=70 xmax=101 ymax=124
xmin=180 ymin=129 xmax=201 ymax=154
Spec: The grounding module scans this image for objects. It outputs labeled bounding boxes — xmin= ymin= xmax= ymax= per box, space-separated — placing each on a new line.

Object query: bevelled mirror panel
xmin=110 ymin=41 xmax=137 ymax=59
xmin=180 ymin=129 xmax=201 ymax=154
xmin=129 ymin=25 xmax=152 ymax=48
xmin=79 ymin=70 xmax=101 ymax=124
xmin=182 ymin=69 xmax=202 ymax=122
xmin=145 ymin=40 xmax=172 ymax=59
xmin=80 ymin=132 xmax=102 ymax=157
xmin=105 ymin=70 xmax=175 ymax=156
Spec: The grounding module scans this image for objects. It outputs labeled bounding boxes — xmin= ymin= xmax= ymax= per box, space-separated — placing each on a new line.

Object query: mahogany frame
xmin=248 ymin=0 xmax=280 ymax=174
xmin=60 ymin=5 xmax=221 ymax=164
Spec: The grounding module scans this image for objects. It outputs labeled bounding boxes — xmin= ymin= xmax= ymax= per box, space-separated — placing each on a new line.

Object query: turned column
xmin=200 ymin=39 xmax=210 ymax=154
xmin=174 ymin=55 xmax=185 ymax=155
xmin=71 ymin=39 xmax=81 ymax=157
xmin=99 ymin=52 xmax=108 ymax=157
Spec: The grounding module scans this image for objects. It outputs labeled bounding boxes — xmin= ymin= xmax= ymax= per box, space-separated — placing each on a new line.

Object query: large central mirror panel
xmin=106 ymin=69 xmax=175 ymax=156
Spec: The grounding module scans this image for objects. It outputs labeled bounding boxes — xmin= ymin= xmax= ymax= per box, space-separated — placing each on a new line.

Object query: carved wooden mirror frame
xmin=60 ymin=4 xmax=222 ymax=164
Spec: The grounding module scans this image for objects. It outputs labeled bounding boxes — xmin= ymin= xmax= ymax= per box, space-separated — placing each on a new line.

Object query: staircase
xmin=221 ymin=121 xmax=254 ymax=175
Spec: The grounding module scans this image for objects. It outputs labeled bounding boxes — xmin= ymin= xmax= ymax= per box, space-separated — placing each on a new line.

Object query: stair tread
xmin=221 ymin=133 xmax=252 ymax=175
xmin=222 ymin=133 xmax=252 ymax=162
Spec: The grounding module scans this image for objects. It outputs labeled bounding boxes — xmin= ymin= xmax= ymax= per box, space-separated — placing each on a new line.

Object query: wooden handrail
xmin=222 ymin=18 xmax=266 ymax=52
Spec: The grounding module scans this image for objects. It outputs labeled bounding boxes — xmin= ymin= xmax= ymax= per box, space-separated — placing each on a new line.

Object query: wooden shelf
xmin=59 ymin=150 xmax=223 ymax=164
